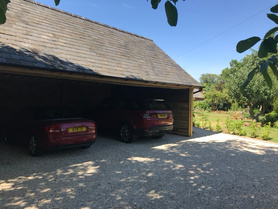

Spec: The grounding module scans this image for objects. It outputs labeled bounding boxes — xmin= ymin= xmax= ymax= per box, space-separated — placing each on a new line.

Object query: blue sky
xmin=35 ymin=0 xmax=277 ymax=81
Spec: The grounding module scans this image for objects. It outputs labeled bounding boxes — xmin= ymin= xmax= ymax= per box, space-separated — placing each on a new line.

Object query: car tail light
xmin=45 ymin=124 xmax=61 ymax=133
xmin=142 ymin=113 xmax=150 ymax=119
xmin=142 ymin=113 xmax=158 ymax=119
xmin=88 ymin=122 xmax=96 ymax=132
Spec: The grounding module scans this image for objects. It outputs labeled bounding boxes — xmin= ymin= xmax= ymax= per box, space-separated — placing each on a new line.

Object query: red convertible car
xmin=3 ymin=106 xmax=97 ymax=156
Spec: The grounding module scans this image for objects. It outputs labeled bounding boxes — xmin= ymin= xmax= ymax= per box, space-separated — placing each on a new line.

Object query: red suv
xmin=89 ymin=98 xmax=173 ymax=142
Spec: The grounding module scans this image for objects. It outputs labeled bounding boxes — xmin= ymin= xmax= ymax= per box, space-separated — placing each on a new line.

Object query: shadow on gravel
xmin=1 ymin=127 xmax=278 ymax=208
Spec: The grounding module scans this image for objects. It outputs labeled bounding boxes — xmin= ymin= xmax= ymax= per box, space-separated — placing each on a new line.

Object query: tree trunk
xmin=248 ymin=104 xmax=265 ymax=121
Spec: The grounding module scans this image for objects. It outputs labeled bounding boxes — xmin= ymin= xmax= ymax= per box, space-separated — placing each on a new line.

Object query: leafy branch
xmin=236 ymin=4 xmax=278 ymax=92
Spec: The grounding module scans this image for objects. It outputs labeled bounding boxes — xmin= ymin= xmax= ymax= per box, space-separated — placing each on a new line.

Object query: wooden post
xmin=188 ymin=88 xmax=194 ymax=137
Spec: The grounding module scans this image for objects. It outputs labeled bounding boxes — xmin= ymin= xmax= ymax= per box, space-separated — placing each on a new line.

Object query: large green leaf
xmin=270 ymin=4 xmax=278 ymax=13
xmin=0 ymin=9 xmax=6 ymax=24
xmin=264 ymin=27 xmax=278 ymax=39
xmin=165 ymin=1 xmax=178 ymax=26
xmin=151 ymin=0 xmax=161 ymax=9
xmin=260 ymin=61 xmax=272 ymax=88
xmin=236 ymin=37 xmax=261 ymax=53
xmin=268 ymin=55 xmax=278 ymax=64
xmin=258 ymin=44 xmax=268 ymax=58
xmin=268 ymin=55 xmax=278 ymax=76
xmin=258 ymin=38 xmax=277 ymax=58
xmin=240 ymin=68 xmax=257 ymax=93
xmin=54 ymin=0 xmax=60 ymax=6
xmin=275 ymin=34 xmax=278 ymax=42
xmin=263 ymin=37 xmax=277 ymax=54
xmin=269 ymin=62 xmax=278 ymax=76
xmin=267 ymin=14 xmax=278 ymax=24
xmin=0 ymin=0 xmax=9 ymax=12
xmin=0 ymin=0 xmax=10 ymax=24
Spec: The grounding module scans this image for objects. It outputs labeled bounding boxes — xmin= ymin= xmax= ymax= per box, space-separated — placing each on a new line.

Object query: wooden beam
xmin=188 ymin=88 xmax=194 ymax=137
xmin=0 ymin=65 xmax=199 ymax=90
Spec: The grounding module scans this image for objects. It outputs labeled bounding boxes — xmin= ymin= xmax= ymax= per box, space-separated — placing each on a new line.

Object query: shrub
xmin=261 ymin=122 xmax=271 ymax=140
xmin=231 ymin=102 xmax=239 ymax=111
xmin=201 ymin=115 xmax=208 ymax=129
xmin=226 ymin=117 xmax=234 ymax=134
xmin=262 ymin=111 xmax=278 ymax=126
xmin=196 ymin=101 xmax=210 ymax=111
xmin=226 ymin=118 xmax=238 ymax=135
xmin=239 ymin=129 xmax=247 ymax=136
xmin=250 ymin=121 xmax=258 ymax=138
xmin=193 ymin=117 xmax=196 ymax=126
xmin=274 ymin=98 xmax=278 ymax=113
xmin=274 ymin=121 xmax=278 ymax=129
xmin=195 ymin=121 xmax=200 ymax=128
xmin=208 ymin=121 xmax=213 ymax=131
xmin=234 ymin=120 xmax=244 ymax=135
xmin=215 ymin=119 xmax=221 ymax=132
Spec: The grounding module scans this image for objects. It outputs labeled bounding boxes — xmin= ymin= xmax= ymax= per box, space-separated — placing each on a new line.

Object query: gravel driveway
xmin=1 ymin=127 xmax=278 ymax=209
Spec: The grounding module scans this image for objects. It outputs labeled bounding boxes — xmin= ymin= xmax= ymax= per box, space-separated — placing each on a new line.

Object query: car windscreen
xmin=35 ymin=107 xmax=81 ymax=120
xmin=139 ymin=100 xmax=169 ymax=110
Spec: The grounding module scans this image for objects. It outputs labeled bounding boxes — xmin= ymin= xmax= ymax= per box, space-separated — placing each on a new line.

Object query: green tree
xmin=220 ymin=60 xmax=243 ymax=81
xmin=199 ymin=73 xmax=221 ymax=92
xmin=200 ymin=73 xmax=220 ymax=86
xmin=204 ymin=88 xmax=230 ymax=111
xmin=225 ymin=52 xmax=278 ymax=121
xmin=199 ymin=73 xmax=231 ymax=110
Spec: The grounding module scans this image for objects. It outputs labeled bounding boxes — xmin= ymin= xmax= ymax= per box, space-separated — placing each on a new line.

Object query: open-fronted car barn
xmin=0 ymin=0 xmax=202 ymax=141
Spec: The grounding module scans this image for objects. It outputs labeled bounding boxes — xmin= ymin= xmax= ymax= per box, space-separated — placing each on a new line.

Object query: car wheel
xmin=2 ymin=133 xmax=9 ymax=143
xmin=29 ymin=136 xmax=42 ymax=157
xmin=152 ymin=133 xmax=165 ymax=139
xmin=81 ymin=144 xmax=91 ymax=149
xmin=81 ymin=141 xmax=94 ymax=149
xmin=120 ymin=124 xmax=135 ymax=143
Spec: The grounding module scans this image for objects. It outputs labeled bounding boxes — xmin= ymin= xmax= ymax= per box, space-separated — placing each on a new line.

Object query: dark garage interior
xmin=0 ymin=73 xmax=191 ymax=137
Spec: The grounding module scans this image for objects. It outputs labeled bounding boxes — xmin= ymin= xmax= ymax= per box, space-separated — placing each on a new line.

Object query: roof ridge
xmin=23 ymin=0 xmax=152 ymax=41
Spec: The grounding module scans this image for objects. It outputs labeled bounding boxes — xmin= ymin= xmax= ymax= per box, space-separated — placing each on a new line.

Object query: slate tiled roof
xmin=0 ymin=0 xmax=201 ymax=87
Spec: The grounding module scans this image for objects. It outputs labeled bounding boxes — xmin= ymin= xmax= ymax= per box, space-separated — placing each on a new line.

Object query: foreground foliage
xmin=194 ymin=110 xmax=278 ymax=143
xmin=237 ymin=4 xmax=278 ymax=91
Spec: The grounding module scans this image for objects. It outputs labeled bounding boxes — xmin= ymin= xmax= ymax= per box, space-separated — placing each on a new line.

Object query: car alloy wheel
xmin=29 ymin=136 xmax=42 ymax=156
xmin=120 ymin=124 xmax=134 ymax=143
xmin=2 ymin=134 xmax=8 ymax=143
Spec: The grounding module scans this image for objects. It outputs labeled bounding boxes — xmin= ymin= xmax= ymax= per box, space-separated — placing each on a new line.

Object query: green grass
xmin=194 ymin=110 xmax=278 ymax=143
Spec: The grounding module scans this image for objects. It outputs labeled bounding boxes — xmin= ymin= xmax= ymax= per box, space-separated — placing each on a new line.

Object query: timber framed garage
xmin=0 ymin=0 xmax=202 ymax=137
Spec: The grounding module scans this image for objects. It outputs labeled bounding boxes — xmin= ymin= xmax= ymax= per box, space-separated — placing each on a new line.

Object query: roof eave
xmin=0 ymin=64 xmax=202 ymax=89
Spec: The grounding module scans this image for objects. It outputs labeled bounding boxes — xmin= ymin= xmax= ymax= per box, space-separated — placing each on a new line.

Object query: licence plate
xmin=68 ymin=127 xmax=86 ymax=133
xmin=158 ymin=114 xmax=167 ymax=119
